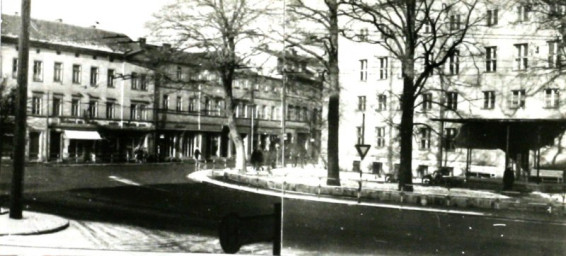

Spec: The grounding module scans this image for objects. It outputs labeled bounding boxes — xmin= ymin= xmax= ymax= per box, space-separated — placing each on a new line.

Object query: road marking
xmin=189 ymin=170 xmax=489 ymax=217
xmin=493 ymin=223 xmax=506 ymax=227
xmin=108 ymin=176 xmax=141 ymax=186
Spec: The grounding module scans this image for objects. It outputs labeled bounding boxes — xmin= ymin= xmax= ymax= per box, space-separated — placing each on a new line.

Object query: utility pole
xmin=10 ymin=0 xmax=30 ymax=219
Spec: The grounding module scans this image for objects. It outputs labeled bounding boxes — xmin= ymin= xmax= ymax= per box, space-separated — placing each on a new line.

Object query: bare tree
xmin=285 ymin=0 xmax=342 ymax=185
xmin=149 ymin=0 xmax=272 ymax=172
xmin=342 ymin=0 xmax=482 ymax=191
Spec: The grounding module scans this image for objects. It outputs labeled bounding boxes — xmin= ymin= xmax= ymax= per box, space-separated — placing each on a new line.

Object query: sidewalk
xmin=196 ymin=166 xmax=566 ymax=222
xmin=0 ymin=210 xmax=69 ymax=236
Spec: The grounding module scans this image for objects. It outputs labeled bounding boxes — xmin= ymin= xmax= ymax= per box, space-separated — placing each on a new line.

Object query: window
xmin=548 ymin=41 xmax=562 ymax=68
xmin=106 ymin=101 xmax=115 ymax=119
xmin=303 ymin=107 xmax=309 ymax=121
xmin=358 ymin=96 xmax=366 ymax=111
xmin=359 ymin=28 xmax=368 ymax=41
xmin=71 ymin=98 xmax=80 ymax=117
xmin=483 ymin=91 xmax=496 ymax=109
xmin=449 ymin=50 xmax=459 ymax=75
xmin=176 ymin=96 xmax=183 ymax=112
xmin=549 ymin=3 xmax=566 ymax=17
xmin=189 ymin=98 xmax=197 ymax=112
xmin=544 ymin=88 xmax=560 ymax=108
xmin=518 ymin=4 xmax=531 ymax=22
xmin=107 ymin=69 xmax=115 ymax=87
xmin=257 ymin=105 xmax=264 ymax=119
xmin=90 ymin=67 xmax=98 ymax=86
xmin=287 ymin=104 xmax=293 ymax=120
xmin=377 ymin=94 xmax=387 ymax=111
xmin=379 ymin=57 xmax=388 ymax=79
xmin=514 ymin=44 xmax=528 ymax=70
xmin=271 ymin=106 xmax=276 ymax=120
xmin=449 ymin=14 xmax=461 ymax=30
xmin=360 ymin=59 xmax=368 ymax=81
xmin=140 ymin=74 xmax=148 ymax=90
xmin=139 ymin=104 xmax=147 ymax=120
xmin=130 ymin=104 xmax=138 ymax=120
xmin=130 ymin=103 xmax=147 ymax=120
xmin=357 ymin=126 xmax=363 ymax=144
xmin=54 ymin=62 xmax=63 ymax=82
xmin=52 ymin=97 xmax=62 ymax=117
xmin=88 ymin=100 xmax=98 ymax=118
xmin=487 ymin=9 xmax=498 ymax=26
xmin=131 ymin=72 xmax=138 ymax=89
xmin=163 ymin=94 xmax=169 ymax=110
xmin=422 ymin=93 xmax=433 ymax=111
xmin=12 ymin=58 xmax=18 ymax=78
xmin=510 ymin=89 xmax=526 ymax=109
xmin=419 ymin=127 xmax=431 ymax=150
xmin=444 ymin=128 xmax=457 ymax=151
xmin=376 ymin=127 xmax=385 ymax=148
xmin=72 ymin=64 xmax=81 ymax=84
xmin=33 ymin=61 xmax=43 ymax=82
xmin=446 ymin=92 xmax=458 ymax=110
xmin=176 ymin=66 xmax=182 ymax=80
xmin=485 ymin=47 xmax=497 ymax=72
xmin=31 ymin=95 xmax=42 ymax=115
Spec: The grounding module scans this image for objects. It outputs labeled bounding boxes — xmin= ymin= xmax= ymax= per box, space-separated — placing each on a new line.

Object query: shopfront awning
xmin=63 ymin=130 xmax=102 ymax=140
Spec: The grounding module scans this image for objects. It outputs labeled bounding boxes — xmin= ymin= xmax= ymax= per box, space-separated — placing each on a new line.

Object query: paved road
xmin=1 ymin=164 xmax=566 ymax=255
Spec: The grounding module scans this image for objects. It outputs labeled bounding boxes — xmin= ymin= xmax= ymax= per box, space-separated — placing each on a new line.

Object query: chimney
xmin=56 ymin=18 xmax=63 ymax=23
xmin=138 ymin=37 xmax=146 ymax=47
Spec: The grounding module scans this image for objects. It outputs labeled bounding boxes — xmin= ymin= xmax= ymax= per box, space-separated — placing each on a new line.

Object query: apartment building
xmin=1 ymin=14 xmax=154 ymax=162
xmin=339 ymin=1 xmax=566 ymax=179
xmin=0 ymin=14 xmax=323 ymax=163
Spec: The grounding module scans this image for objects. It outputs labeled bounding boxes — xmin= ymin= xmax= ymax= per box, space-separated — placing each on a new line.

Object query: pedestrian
xmin=503 ymin=167 xmax=515 ymax=191
xmin=251 ymin=148 xmax=263 ymax=171
xmin=194 ymin=148 xmax=201 ymax=170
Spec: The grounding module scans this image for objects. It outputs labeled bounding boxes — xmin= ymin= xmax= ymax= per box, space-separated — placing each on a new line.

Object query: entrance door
xmin=50 ymin=131 xmax=61 ymax=160
xmin=29 ymin=132 xmax=40 ymax=160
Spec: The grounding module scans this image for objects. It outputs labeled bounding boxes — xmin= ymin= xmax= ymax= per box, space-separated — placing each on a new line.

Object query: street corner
xmin=0 ymin=211 xmax=69 ymax=236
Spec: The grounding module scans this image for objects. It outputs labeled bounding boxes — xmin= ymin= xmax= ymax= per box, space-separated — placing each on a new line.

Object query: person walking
xmin=503 ymin=167 xmax=515 ymax=191
xmin=194 ymin=147 xmax=201 ymax=170
xmin=251 ymin=148 xmax=263 ymax=171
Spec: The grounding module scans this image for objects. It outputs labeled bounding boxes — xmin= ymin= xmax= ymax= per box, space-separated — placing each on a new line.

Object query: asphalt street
xmin=1 ymin=164 xmax=566 ymax=255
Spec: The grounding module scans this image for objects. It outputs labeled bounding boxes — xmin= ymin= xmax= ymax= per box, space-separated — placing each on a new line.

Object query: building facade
xmin=339 ymin=1 xmax=566 ymax=179
xmin=0 ymin=14 xmax=323 ymax=163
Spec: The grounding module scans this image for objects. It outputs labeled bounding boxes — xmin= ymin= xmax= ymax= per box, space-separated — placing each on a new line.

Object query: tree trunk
xmin=226 ymin=111 xmax=246 ymax=173
xmin=398 ymin=76 xmax=414 ymax=191
xmin=326 ymin=0 xmax=340 ymax=186
xmin=398 ymin=0 xmax=417 ymax=192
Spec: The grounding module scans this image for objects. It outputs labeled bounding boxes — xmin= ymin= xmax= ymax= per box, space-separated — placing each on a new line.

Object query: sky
xmin=2 ymin=0 xmax=174 ymax=40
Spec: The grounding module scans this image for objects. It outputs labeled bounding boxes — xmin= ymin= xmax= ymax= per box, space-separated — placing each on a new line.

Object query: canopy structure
xmin=63 ymin=130 xmax=102 ymax=140
xmin=431 ymin=118 xmax=566 ymax=180
xmin=433 ymin=118 xmax=566 ymax=152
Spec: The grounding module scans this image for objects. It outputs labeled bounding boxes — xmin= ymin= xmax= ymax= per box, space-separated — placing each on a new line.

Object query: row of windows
xmin=357 ymin=88 xmax=560 ymax=112
xmin=13 ymin=58 xmax=149 ymax=90
xmin=29 ymin=96 xmax=149 ymax=121
xmin=356 ymin=126 xmax=458 ymax=151
xmin=358 ymin=41 xmax=562 ymax=81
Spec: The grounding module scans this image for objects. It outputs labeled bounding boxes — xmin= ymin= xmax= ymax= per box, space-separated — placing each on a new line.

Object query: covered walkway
xmin=433 ymin=118 xmax=566 ymax=182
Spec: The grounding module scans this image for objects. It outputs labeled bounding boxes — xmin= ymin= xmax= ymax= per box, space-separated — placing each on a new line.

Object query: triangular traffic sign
xmin=355 ymin=144 xmax=371 ymax=160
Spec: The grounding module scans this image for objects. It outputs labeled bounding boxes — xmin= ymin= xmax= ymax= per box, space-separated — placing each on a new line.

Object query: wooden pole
xmin=10 ymin=0 xmax=31 ymax=219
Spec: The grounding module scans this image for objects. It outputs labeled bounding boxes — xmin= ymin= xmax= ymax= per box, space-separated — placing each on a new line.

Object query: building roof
xmin=1 ymin=14 xmax=134 ymax=53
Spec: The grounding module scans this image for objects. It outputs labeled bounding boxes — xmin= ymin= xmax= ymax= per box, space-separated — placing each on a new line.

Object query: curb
xmin=215 ymin=171 xmax=566 ymax=220
xmin=0 ymin=211 xmax=70 ymax=236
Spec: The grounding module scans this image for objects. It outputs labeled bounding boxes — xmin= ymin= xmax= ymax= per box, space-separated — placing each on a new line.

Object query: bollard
xmin=219 ymin=203 xmax=281 ymax=255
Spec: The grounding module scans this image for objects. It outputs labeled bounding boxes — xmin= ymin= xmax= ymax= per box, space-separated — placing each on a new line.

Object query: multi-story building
xmin=0 ymin=14 xmax=323 ymax=163
xmin=1 ymin=14 xmax=154 ymax=162
xmin=339 ymin=1 xmax=566 ymax=180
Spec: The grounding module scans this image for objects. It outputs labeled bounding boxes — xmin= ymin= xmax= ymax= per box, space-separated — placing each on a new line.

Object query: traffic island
xmin=212 ymin=170 xmax=566 ymax=218
xmin=0 ymin=211 xmax=69 ymax=236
